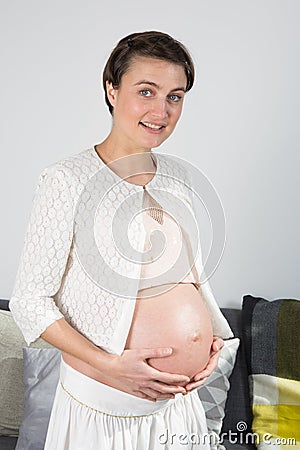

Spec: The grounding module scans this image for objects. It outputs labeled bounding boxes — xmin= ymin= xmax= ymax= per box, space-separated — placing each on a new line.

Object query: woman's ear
xmin=106 ymin=81 xmax=118 ymax=109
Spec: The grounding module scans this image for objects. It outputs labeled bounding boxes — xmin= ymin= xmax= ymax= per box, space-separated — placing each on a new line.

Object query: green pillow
xmin=0 ymin=310 xmax=53 ymax=436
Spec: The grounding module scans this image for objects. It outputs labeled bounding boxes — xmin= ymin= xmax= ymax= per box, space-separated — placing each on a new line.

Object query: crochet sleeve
xmin=9 ymin=165 xmax=75 ymax=345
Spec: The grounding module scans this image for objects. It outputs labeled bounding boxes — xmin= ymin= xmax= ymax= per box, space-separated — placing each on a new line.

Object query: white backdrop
xmin=1 ymin=0 xmax=299 ymax=307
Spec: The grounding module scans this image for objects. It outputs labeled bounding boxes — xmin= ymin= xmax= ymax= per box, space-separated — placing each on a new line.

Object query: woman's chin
xmin=139 ymin=130 xmax=170 ymax=149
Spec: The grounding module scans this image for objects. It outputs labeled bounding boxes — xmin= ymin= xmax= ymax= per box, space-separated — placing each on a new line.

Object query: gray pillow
xmin=15 ymin=348 xmax=61 ymax=450
xmin=198 ymin=338 xmax=240 ymax=450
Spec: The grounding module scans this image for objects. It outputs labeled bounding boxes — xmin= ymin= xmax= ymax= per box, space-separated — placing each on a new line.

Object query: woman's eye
xmin=168 ymin=94 xmax=181 ymax=102
xmin=140 ymin=89 xmax=152 ymax=97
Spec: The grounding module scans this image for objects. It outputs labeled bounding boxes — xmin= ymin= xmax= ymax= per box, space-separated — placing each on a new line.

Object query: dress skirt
xmin=44 ymin=356 xmax=210 ymax=450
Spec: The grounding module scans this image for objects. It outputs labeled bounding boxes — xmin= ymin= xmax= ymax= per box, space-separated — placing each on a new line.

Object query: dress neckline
xmin=91 ymin=146 xmax=159 ymax=190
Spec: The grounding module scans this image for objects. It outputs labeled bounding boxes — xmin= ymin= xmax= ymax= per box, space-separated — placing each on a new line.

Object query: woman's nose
xmin=150 ymin=98 xmax=168 ymax=119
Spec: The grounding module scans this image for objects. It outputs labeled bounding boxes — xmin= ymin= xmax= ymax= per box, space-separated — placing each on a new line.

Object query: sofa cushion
xmin=0 ymin=436 xmax=18 ymax=450
xmin=198 ymin=337 xmax=240 ymax=449
xmin=0 ymin=299 xmax=9 ymax=311
xmin=242 ymin=295 xmax=300 ymax=449
xmin=221 ymin=308 xmax=254 ymax=442
xmin=0 ymin=309 xmax=53 ymax=436
xmin=15 ymin=348 xmax=61 ymax=450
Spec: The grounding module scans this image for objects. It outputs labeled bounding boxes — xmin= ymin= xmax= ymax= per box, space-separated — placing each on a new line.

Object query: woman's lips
xmin=139 ymin=121 xmax=166 ymax=133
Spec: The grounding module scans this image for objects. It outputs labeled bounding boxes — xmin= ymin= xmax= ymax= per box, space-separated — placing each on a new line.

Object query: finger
xmin=194 ymin=364 xmax=215 ymax=381
xmin=206 ymin=351 xmax=220 ymax=368
xmin=139 ymin=387 xmax=175 ymax=401
xmin=185 ymin=377 xmax=208 ymax=391
xmin=146 ymin=389 xmax=176 ymax=400
xmin=205 ymin=351 xmax=219 ymax=368
xmin=148 ymin=369 xmax=190 ymax=386
xmin=132 ymin=390 xmax=157 ymax=402
xmin=155 ymin=392 xmax=176 ymax=400
xmin=211 ymin=337 xmax=224 ymax=352
xmin=193 ymin=370 xmax=210 ymax=381
xmin=193 ymin=360 xmax=216 ymax=380
xmin=150 ymin=381 xmax=187 ymax=395
xmin=139 ymin=347 xmax=173 ymax=359
xmin=193 ymin=355 xmax=219 ymax=381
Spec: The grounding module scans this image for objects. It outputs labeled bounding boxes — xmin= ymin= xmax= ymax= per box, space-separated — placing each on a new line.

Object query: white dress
xmin=44 ymin=356 xmax=210 ymax=450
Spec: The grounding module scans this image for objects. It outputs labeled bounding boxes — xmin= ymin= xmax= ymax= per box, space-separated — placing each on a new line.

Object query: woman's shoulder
xmin=38 ymin=147 xmax=100 ymax=183
xmin=32 ymin=148 xmax=102 ymax=206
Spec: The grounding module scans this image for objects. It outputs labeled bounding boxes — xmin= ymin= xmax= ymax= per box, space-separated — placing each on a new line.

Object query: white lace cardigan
xmin=9 ymin=147 xmax=233 ymax=354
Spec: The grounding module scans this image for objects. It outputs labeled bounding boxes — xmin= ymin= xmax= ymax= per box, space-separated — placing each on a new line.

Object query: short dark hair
xmin=102 ymin=31 xmax=195 ymax=114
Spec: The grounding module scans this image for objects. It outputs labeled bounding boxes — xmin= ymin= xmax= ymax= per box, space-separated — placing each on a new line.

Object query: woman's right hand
xmin=101 ymin=347 xmax=190 ymax=402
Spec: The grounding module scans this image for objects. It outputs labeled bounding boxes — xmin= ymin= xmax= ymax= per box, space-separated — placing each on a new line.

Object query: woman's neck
xmin=96 ymin=132 xmax=151 ymax=161
xmin=94 ymin=138 xmax=157 ymax=186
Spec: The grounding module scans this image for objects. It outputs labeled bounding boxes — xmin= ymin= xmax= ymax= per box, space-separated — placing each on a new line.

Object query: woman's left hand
xmin=184 ymin=337 xmax=224 ymax=392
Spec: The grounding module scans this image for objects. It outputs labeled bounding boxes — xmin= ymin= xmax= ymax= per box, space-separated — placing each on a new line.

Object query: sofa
xmin=1 ymin=296 xmax=298 ymax=450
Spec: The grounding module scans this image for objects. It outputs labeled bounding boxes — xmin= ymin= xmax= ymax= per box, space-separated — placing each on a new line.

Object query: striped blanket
xmin=242 ymin=295 xmax=300 ymax=450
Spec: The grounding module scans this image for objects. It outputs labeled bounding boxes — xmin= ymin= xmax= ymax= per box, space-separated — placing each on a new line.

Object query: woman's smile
xmin=139 ymin=120 xmax=167 ymax=133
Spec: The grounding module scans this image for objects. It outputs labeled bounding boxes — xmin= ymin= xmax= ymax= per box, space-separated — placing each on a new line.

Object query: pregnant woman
xmin=10 ymin=31 xmax=233 ymax=449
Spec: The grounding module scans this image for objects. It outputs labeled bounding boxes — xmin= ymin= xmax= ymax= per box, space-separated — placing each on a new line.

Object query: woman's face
xmin=106 ymin=57 xmax=187 ymax=151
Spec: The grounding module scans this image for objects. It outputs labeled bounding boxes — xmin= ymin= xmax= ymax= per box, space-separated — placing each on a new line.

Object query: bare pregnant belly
xmin=62 ymin=283 xmax=213 ymax=385
xmin=125 ymin=283 xmax=214 ymax=380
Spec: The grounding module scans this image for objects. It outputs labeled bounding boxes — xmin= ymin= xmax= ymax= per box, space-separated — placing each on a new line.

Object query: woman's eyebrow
xmin=134 ymin=80 xmax=186 ymax=92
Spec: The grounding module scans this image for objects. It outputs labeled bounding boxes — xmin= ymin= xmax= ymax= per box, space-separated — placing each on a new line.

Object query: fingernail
xmin=162 ymin=348 xmax=172 ymax=354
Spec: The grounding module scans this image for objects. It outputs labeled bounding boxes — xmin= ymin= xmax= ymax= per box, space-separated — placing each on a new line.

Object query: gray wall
xmin=1 ymin=0 xmax=299 ymax=308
